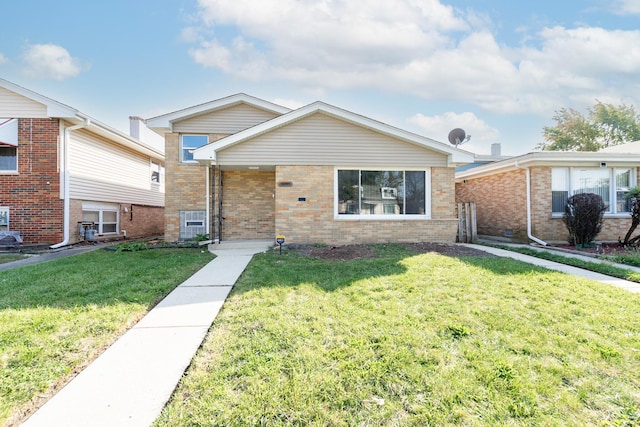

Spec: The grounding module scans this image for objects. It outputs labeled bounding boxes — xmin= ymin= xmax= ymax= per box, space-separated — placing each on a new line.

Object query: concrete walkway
xmin=462 ymin=243 xmax=640 ymax=293
xmin=21 ymin=240 xmax=273 ymax=427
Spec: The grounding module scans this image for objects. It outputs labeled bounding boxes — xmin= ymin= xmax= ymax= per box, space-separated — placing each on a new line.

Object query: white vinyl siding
xmin=173 ymin=103 xmax=279 ymax=134
xmin=217 ymin=113 xmax=448 ymax=167
xmin=0 ymin=87 xmax=49 ymax=118
xmin=68 ymin=129 xmax=164 ymax=206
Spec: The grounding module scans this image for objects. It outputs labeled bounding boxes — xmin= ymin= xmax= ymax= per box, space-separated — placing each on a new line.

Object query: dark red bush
xmin=563 ymin=193 xmax=607 ymax=247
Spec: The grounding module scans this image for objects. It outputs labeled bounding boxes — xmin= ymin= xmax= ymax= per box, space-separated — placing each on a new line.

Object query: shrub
xmin=563 ymin=193 xmax=607 ymax=247
xmin=115 ymin=242 xmax=148 ymax=252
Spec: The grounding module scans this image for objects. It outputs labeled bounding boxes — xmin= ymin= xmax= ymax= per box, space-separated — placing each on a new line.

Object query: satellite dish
xmin=448 ymin=128 xmax=471 ymax=146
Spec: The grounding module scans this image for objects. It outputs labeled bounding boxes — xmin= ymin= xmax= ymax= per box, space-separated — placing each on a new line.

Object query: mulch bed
xmin=287 ymin=243 xmax=496 ymax=261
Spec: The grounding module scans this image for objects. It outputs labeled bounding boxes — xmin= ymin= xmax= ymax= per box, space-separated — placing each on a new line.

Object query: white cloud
xmin=612 ymin=0 xmax=640 ymax=14
xmin=186 ymin=0 xmax=640 ymax=118
xmin=408 ymin=111 xmax=500 ymax=152
xmin=0 ymin=53 xmax=6 ymax=64
xmin=21 ymin=44 xmax=86 ymax=80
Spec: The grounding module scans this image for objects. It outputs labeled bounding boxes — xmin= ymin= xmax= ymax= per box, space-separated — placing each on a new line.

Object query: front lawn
xmin=156 ymin=245 xmax=640 ymax=426
xmin=0 ymin=248 xmax=214 ymax=425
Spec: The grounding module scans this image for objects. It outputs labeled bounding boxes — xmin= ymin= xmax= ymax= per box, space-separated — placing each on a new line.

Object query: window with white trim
xmin=82 ymin=203 xmax=119 ymax=234
xmin=0 ymin=118 xmax=18 ymax=172
xmin=337 ymin=169 xmax=429 ymax=217
xmin=180 ymin=135 xmax=208 ymax=163
xmin=0 ymin=207 xmax=8 ymax=231
xmin=151 ymin=160 xmax=163 ymax=184
xmin=551 ymin=167 xmax=635 ymax=214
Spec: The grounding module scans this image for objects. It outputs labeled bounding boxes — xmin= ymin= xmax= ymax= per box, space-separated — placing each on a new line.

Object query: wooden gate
xmin=457 ymin=202 xmax=477 ymax=243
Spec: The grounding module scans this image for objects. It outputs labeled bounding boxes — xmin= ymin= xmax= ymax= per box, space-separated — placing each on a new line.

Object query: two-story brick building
xmin=0 ymin=78 xmax=165 ymax=247
xmin=146 ymin=94 xmax=473 ymax=245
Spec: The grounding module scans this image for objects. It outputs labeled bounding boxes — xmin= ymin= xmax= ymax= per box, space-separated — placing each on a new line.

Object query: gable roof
xmin=0 ymin=77 xmax=78 ymax=118
xmin=0 ymin=77 xmax=163 ymax=160
xmin=194 ymin=101 xmax=474 ymax=165
xmin=145 ymin=93 xmax=292 ymax=133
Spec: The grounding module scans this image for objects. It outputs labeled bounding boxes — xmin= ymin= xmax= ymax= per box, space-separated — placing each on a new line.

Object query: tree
xmin=538 ymin=101 xmax=640 ymax=151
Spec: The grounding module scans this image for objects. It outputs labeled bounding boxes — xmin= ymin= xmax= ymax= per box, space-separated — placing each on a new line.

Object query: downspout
xmin=50 ymin=118 xmax=90 ymax=249
xmin=205 ymin=164 xmax=210 ymax=239
xmin=515 ymin=161 xmax=548 ymax=246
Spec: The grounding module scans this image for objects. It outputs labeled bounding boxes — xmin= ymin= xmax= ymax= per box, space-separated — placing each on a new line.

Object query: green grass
xmin=0 ymin=248 xmax=214 ymax=425
xmin=604 ymin=248 xmax=640 ymax=268
xmin=489 ymin=244 xmax=640 ymax=283
xmin=155 ymin=246 xmax=640 ymax=426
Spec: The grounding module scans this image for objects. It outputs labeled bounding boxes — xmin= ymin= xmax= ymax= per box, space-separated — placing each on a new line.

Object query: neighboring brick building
xmin=0 ymin=78 xmax=165 ymax=247
xmin=455 ymin=151 xmax=640 ymax=244
xmin=146 ymin=94 xmax=474 ymax=245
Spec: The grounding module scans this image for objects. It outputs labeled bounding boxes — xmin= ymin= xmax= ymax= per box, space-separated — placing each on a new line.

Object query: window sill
xmin=551 ymin=213 xmax=631 ymax=219
xmin=0 ymin=171 xmax=18 ymax=175
xmin=335 ymin=215 xmax=431 ymax=221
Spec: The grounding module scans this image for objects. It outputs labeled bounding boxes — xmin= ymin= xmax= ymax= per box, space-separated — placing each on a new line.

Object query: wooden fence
xmin=457 ymin=202 xmax=477 ymax=243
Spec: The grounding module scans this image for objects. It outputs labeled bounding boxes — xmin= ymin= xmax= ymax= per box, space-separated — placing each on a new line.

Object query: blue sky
xmin=1 ymin=0 xmax=639 ymax=155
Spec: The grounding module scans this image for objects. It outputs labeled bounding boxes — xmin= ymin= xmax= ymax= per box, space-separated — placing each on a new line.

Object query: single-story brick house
xmin=455 ymin=150 xmax=640 ymax=244
xmin=0 ymin=77 xmax=165 ymax=247
xmin=146 ymin=94 xmax=474 ymax=245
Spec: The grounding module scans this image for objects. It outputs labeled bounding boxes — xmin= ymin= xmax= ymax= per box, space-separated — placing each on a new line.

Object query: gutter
xmin=50 ymin=118 xmax=91 ymax=249
xmin=515 ymin=161 xmax=548 ymax=246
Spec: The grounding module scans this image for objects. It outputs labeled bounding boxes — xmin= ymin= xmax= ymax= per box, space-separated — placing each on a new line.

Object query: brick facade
xmin=169 ymin=163 xmax=460 ymax=244
xmin=456 ymin=166 xmax=638 ymax=243
xmin=0 ymin=118 xmax=64 ymax=244
xmin=67 ymin=201 xmax=162 ymax=243
xmin=163 ymin=133 xmax=208 ymax=242
xmin=273 ymin=165 xmax=459 ymax=245
xmin=220 ymin=171 xmax=275 ymax=240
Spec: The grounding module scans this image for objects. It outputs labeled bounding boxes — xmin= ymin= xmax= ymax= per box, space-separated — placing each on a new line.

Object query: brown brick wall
xmin=274 ymin=166 xmax=458 ymax=245
xmin=67 ymin=200 xmax=164 ymax=244
xmin=117 ymin=204 xmax=164 ymax=239
xmin=221 ymin=171 xmax=275 ymax=240
xmin=456 ymin=166 xmax=638 ymax=243
xmin=0 ymin=118 xmax=64 ymax=244
xmin=164 ymin=133 xmax=208 ymax=241
xmin=456 ymin=169 xmax=528 ymax=240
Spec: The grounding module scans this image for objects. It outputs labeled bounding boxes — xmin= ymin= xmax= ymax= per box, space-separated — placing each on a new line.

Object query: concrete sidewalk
xmin=462 ymin=243 xmax=640 ymax=293
xmin=21 ymin=240 xmax=273 ymax=427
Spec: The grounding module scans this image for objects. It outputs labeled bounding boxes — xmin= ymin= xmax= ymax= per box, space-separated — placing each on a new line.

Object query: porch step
xmin=208 ymin=239 xmax=274 ymax=256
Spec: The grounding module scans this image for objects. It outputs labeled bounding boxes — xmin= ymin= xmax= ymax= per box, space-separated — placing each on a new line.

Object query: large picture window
xmin=337 ymin=169 xmax=429 ymax=218
xmin=180 ymin=135 xmax=208 ymax=163
xmin=551 ymin=167 xmax=634 ymax=214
